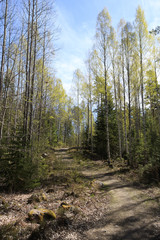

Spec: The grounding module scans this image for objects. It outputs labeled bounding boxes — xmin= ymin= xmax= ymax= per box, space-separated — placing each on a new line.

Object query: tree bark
xmin=113 ymin=61 xmax=122 ymax=161
xmin=104 ymin=52 xmax=111 ymax=163
xmin=29 ymin=0 xmax=37 ymax=141
xmin=0 ymin=0 xmax=8 ymax=99
xmin=122 ymin=40 xmax=128 ymax=156
xmin=38 ymin=24 xmax=46 ymax=141
xmin=23 ymin=0 xmax=31 ymax=145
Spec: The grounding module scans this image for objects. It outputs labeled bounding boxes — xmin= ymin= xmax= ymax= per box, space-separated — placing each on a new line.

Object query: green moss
xmin=28 ymin=208 xmax=56 ymax=223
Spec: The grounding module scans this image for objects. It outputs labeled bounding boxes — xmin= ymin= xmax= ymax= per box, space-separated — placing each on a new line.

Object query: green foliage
xmin=0 ymin=130 xmax=52 ymax=191
xmin=94 ymin=104 xmax=107 ymax=159
xmin=0 ymin=148 xmax=37 ymax=192
xmin=94 ymin=92 xmax=118 ymax=159
xmin=139 ymin=158 xmax=160 ymax=184
xmin=131 ymin=133 xmax=146 ymax=166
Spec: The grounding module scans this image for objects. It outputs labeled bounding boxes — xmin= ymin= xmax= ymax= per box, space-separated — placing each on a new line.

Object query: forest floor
xmin=0 ymin=149 xmax=160 ymax=239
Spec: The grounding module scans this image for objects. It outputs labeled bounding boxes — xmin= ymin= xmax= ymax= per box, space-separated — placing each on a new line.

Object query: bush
xmin=0 ymin=138 xmax=51 ymax=192
xmin=139 ymin=159 xmax=160 ymax=184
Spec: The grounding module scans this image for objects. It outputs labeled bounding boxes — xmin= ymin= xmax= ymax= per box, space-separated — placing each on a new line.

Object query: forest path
xmin=54 ymin=148 xmax=73 ymax=163
xmin=53 ymin=149 xmax=160 ymax=239
xmin=1 ymin=150 xmax=160 ymax=240
xmin=81 ymin=167 xmax=160 ymax=240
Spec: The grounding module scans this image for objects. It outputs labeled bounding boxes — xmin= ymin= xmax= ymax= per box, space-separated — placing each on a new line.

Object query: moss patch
xmin=28 ymin=208 xmax=56 ymax=223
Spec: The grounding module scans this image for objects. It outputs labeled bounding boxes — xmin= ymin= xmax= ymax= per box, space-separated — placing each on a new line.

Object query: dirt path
xmin=0 ymin=149 xmax=160 ymax=239
xmin=54 ymin=148 xmax=73 ymax=162
xmin=82 ymin=168 xmax=160 ymax=240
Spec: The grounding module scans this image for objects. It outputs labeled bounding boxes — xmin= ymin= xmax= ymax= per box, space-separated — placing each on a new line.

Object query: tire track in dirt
xmin=82 ymin=168 xmax=160 ymax=240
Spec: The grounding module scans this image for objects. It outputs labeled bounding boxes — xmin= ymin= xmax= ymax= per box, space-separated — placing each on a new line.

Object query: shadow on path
xmin=81 ymin=166 xmax=160 ymax=240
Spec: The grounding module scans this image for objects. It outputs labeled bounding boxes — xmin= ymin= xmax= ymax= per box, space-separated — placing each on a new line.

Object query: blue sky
xmin=54 ymin=0 xmax=160 ymax=94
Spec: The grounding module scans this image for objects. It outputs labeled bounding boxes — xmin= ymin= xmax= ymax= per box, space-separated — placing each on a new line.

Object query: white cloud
xmin=55 ymin=55 xmax=85 ymax=83
xmin=54 ymin=4 xmax=94 ymax=95
xmin=63 ymin=82 xmax=72 ymax=95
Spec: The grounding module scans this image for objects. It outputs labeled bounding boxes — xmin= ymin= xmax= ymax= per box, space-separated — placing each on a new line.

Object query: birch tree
xmin=135 ymin=6 xmax=149 ymax=161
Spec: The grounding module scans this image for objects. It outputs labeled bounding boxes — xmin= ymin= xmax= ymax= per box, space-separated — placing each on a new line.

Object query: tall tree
xmin=110 ymin=26 xmax=122 ymax=160
xmin=96 ymin=8 xmax=112 ymax=163
xmin=73 ymin=69 xmax=84 ymax=147
xmin=135 ymin=6 xmax=149 ymax=161
xmin=123 ymin=22 xmax=135 ymax=164
xmin=119 ymin=19 xmax=129 ymax=157
xmin=0 ymin=0 xmax=8 ymax=99
xmin=23 ymin=0 xmax=31 ymax=145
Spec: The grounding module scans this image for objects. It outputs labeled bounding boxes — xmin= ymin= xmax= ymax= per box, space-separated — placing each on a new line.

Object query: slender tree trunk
xmin=138 ymin=89 xmax=141 ymax=132
xmin=87 ymin=99 xmax=90 ymax=145
xmin=0 ymin=0 xmax=8 ymax=99
xmin=104 ymin=54 xmax=111 ymax=163
xmin=90 ymin=100 xmax=93 ymax=154
xmin=140 ymin=38 xmax=146 ymax=161
xmin=14 ymin=31 xmax=23 ymax=132
xmin=6 ymin=25 xmax=11 ymax=140
xmin=27 ymin=0 xmax=35 ymax=142
xmin=29 ymin=0 xmax=37 ymax=141
xmin=23 ymin=0 xmax=31 ymax=145
xmin=88 ymin=61 xmax=93 ymax=153
xmin=122 ymin=43 xmax=128 ymax=157
xmin=135 ymin=94 xmax=139 ymax=140
xmin=154 ymin=64 xmax=160 ymax=135
xmin=38 ymin=25 xmax=46 ymax=141
xmin=77 ymin=82 xmax=80 ymax=147
xmin=0 ymin=0 xmax=8 ymax=141
xmin=127 ymin=60 xmax=131 ymax=165
xmin=113 ymin=62 xmax=122 ymax=161
xmin=118 ymin=73 xmax=123 ymax=155
xmin=89 ymin=76 xmax=93 ymax=155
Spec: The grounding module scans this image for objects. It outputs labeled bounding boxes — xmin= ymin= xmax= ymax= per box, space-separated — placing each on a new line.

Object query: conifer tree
xmin=96 ymin=8 xmax=112 ymax=163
